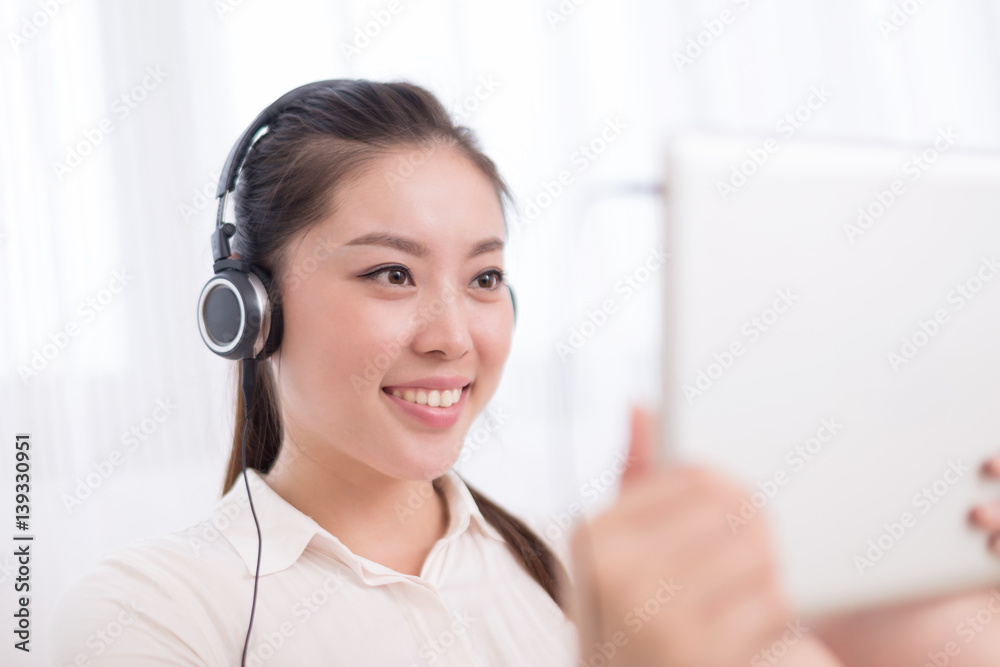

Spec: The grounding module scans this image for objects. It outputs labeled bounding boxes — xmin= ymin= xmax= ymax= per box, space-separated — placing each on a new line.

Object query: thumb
xmin=620 ymin=404 xmax=658 ymax=486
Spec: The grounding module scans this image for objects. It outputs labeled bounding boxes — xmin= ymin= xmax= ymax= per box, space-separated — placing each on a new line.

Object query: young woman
xmin=50 ymin=79 xmax=1000 ymax=666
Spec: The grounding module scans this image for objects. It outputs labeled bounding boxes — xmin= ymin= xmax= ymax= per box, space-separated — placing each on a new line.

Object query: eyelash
xmin=361 ymin=265 xmax=506 ymax=290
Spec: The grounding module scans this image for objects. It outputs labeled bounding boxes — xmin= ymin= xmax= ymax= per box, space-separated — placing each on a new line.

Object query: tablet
xmin=660 ymin=130 xmax=1000 ymax=618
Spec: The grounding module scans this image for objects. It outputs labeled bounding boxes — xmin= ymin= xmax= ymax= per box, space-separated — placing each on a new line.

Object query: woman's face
xmin=270 ymin=144 xmax=513 ymax=482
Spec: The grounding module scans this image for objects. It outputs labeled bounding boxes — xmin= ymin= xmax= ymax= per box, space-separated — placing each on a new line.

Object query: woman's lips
xmin=382 ymin=385 xmax=468 ymax=428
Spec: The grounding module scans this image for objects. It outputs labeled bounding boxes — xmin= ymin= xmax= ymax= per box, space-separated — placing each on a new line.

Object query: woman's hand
xmin=564 ymin=406 xmax=843 ymax=667
xmin=968 ymin=455 xmax=1000 ymax=551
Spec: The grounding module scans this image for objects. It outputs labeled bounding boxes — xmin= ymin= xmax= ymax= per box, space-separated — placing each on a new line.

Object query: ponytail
xmin=464 ymin=479 xmax=568 ymax=611
xmin=221 ymin=360 xmax=282 ymax=496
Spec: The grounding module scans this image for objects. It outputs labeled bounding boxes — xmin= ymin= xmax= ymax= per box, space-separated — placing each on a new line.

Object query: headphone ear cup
xmin=197 ymin=267 xmax=270 ymax=360
xmin=261 ymin=295 xmax=283 ymax=357
xmin=247 ymin=264 xmax=282 ymax=358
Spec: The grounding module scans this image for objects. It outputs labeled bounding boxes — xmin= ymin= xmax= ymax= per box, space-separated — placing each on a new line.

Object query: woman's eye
xmin=384 ymin=269 xmax=409 ymax=285
xmin=476 ymin=270 xmax=504 ymax=290
xmin=365 ymin=267 xmax=413 ymax=286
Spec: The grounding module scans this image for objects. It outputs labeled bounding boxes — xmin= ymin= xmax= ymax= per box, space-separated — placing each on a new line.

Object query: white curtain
xmin=2 ymin=1 xmax=999 ymax=661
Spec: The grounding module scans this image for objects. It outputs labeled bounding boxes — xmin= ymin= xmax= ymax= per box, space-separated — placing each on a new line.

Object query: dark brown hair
xmin=219 ymin=79 xmax=565 ymax=610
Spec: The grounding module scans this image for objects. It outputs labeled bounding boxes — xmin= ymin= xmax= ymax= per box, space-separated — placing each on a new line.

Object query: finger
xmin=982 ymin=455 xmax=1000 ymax=478
xmin=614 ymin=464 xmax=746 ymax=528
xmin=968 ymin=501 xmax=1000 ymax=530
xmin=620 ymin=405 xmax=656 ymax=486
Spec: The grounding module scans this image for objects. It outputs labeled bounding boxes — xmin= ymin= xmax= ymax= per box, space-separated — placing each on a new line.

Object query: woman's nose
xmin=409 ymin=283 xmax=471 ymax=359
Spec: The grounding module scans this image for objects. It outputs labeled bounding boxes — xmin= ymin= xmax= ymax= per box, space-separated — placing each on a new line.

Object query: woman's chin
xmin=374 ymin=431 xmax=465 ymax=480
xmin=409 ymin=455 xmax=461 ymax=481
xmin=372 ymin=449 xmax=461 ymax=482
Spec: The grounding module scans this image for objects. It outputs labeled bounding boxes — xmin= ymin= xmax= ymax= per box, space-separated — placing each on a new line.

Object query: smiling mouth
xmin=382 ymin=385 xmax=469 ymax=408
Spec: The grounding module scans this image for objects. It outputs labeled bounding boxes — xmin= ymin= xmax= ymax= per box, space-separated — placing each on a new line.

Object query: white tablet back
xmin=661 ymin=130 xmax=1000 ymax=618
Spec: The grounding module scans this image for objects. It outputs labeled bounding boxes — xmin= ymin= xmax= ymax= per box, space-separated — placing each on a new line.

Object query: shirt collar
xmin=215 ymin=468 xmax=506 ymax=577
xmin=438 ymin=469 xmax=507 ymax=547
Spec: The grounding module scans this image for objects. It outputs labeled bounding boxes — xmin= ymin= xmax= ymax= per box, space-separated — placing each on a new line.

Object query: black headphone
xmin=195 ymin=81 xmax=333 ymax=361
xmin=196 ymin=79 xmax=516 ymax=665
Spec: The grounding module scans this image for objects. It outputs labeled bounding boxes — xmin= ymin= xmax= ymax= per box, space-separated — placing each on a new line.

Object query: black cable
xmin=239 ymin=358 xmax=263 ymax=667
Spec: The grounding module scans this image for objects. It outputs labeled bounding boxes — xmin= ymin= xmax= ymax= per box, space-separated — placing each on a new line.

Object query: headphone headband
xmin=200 ymin=80 xmax=352 ymax=360
xmin=211 ymin=79 xmax=352 ymax=262
xmin=215 ymin=79 xmax=353 ymax=200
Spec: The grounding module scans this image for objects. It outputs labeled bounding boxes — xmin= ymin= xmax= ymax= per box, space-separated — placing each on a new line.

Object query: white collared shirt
xmin=50 ymin=469 xmax=580 ymax=666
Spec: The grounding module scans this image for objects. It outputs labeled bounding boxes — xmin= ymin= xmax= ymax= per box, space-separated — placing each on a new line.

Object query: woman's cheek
xmin=338 ymin=316 xmax=416 ymax=391
xmin=475 ymin=310 xmax=513 ymax=364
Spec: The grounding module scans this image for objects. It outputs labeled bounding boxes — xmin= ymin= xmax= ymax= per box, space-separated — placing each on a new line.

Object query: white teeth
xmin=388 ymin=387 xmax=462 ymax=407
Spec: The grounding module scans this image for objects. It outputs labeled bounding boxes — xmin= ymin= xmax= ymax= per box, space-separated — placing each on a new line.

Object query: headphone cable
xmin=239 ymin=357 xmax=263 ymax=667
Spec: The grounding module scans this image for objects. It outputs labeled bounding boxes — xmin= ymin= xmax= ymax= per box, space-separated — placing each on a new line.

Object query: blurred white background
xmin=1 ymin=0 xmax=999 ymax=663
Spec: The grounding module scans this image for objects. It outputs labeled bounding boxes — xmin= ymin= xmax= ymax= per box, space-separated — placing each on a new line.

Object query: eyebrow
xmin=344 ymin=232 xmax=504 ymax=258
